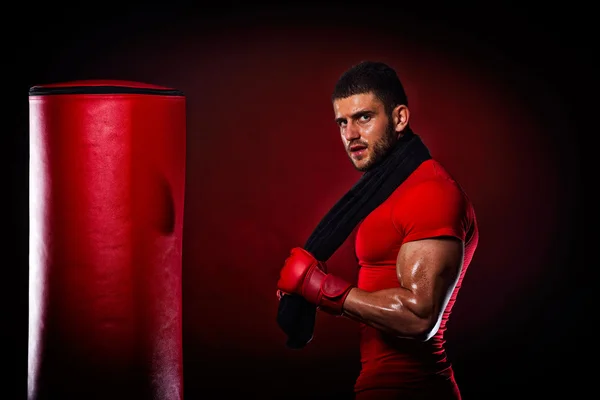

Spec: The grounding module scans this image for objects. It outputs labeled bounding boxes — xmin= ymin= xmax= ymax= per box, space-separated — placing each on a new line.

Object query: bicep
xmin=396 ymin=237 xmax=464 ymax=318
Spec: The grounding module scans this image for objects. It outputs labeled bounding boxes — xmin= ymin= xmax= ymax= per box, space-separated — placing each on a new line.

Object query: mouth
xmin=349 ymin=144 xmax=368 ymax=158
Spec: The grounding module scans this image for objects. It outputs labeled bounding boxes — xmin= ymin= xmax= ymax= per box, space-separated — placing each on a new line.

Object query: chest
xmin=354 ymin=200 xmax=405 ymax=266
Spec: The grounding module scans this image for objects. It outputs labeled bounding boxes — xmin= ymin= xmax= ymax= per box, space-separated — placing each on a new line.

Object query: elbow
xmin=415 ymin=315 xmax=442 ymax=342
xmin=391 ymin=315 xmax=439 ymax=342
xmin=411 ymin=319 xmax=438 ymax=342
xmin=415 ymin=326 xmax=438 ymax=342
xmin=407 ymin=303 xmax=444 ymax=341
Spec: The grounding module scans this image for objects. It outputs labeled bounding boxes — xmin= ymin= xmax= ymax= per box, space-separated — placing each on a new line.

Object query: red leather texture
xmin=28 ymin=81 xmax=186 ymax=399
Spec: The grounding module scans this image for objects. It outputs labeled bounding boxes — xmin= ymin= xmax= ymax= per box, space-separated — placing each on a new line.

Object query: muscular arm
xmin=342 ymin=236 xmax=464 ymax=341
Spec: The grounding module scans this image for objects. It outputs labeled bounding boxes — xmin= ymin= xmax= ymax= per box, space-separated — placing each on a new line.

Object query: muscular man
xmin=277 ymin=61 xmax=479 ymax=399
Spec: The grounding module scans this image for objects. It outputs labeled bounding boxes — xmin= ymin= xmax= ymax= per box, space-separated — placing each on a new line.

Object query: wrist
xmin=303 ymin=268 xmax=354 ymax=316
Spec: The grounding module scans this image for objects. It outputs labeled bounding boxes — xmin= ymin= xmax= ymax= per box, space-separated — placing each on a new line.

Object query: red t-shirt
xmin=353 ymin=159 xmax=479 ymax=392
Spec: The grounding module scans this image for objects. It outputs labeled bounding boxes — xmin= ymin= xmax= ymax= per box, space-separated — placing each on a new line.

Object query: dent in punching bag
xmin=28 ymin=80 xmax=186 ymax=400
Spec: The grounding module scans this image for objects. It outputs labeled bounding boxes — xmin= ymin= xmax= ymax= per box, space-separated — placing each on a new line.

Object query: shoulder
xmin=395 ymin=176 xmax=469 ymax=224
xmin=400 ymin=160 xmax=468 ymax=207
xmin=390 ymin=160 xmax=475 ymax=242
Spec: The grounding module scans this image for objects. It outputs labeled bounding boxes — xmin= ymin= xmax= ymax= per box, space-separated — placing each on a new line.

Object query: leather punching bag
xmin=28 ymin=80 xmax=186 ymax=400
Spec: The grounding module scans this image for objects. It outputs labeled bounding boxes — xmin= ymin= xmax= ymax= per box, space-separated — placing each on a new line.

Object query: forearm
xmin=341 ymin=287 xmax=434 ymax=340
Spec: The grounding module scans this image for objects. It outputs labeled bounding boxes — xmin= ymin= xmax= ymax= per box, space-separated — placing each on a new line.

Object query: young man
xmin=277 ymin=61 xmax=479 ymax=399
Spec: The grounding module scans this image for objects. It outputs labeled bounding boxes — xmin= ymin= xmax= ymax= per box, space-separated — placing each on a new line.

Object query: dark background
xmin=5 ymin=2 xmax=592 ymax=399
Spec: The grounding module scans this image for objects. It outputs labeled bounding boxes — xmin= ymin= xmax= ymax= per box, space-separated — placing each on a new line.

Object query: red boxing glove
xmin=277 ymin=247 xmax=354 ymax=316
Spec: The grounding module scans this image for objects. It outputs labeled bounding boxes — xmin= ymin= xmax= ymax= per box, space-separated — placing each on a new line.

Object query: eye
xmin=359 ymin=114 xmax=371 ymax=122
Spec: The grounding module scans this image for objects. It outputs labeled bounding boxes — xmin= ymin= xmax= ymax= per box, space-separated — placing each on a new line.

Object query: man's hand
xmin=276 ymin=247 xmax=354 ymax=316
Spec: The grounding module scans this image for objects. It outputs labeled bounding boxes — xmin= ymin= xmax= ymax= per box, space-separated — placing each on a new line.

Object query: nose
xmin=342 ymin=121 xmax=361 ymax=142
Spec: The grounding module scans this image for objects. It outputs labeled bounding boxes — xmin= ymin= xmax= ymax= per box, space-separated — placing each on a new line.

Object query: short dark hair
xmin=331 ymin=61 xmax=408 ymax=114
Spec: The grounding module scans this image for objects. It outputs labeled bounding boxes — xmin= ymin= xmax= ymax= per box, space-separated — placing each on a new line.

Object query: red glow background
xmin=5 ymin=4 xmax=591 ymax=399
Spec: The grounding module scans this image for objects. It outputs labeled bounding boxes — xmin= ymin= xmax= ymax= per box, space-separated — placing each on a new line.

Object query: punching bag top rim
xmin=29 ymin=80 xmax=184 ymax=97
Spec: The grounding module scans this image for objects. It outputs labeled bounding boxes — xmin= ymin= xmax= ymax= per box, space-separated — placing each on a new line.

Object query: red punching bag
xmin=28 ymin=80 xmax=186 ymax=400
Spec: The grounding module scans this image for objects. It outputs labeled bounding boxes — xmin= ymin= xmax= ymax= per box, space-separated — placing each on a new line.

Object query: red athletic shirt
xmin=353 ymin=159 xmax=479 ymax=393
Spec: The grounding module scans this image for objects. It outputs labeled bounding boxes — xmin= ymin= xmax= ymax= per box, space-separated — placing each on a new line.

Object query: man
xmin=276 ymin=61 xmax=479 ymax=399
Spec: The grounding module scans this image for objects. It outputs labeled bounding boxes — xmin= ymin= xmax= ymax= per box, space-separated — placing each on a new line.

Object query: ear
xmin=392 ymin=105 xmax=410 ymax=133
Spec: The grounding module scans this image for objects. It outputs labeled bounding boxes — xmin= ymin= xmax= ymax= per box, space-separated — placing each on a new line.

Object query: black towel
xmin=276 ymin=128 xmax=432 ymax=348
